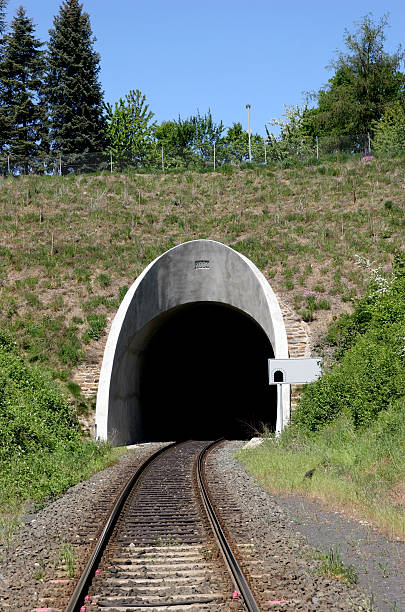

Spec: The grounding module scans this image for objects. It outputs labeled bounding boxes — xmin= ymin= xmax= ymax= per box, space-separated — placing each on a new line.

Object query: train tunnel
xmin=139 ymin=302 xmax=277 ymax=441
xmin=96 ymin=239 xmax=290 ymax=445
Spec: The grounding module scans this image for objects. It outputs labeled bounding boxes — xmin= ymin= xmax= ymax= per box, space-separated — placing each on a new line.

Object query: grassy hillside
xmin=0 ymin=157 xmax=404 ymax=400
xmin=0 ymin=156 xmax=403 ymax=536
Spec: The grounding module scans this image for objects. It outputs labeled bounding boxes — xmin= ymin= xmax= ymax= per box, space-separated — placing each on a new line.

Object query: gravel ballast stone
xmin=0 ymin=440 xmax=404 ymax=611
xmin=210 ymin=441 xmax=405 ymax=611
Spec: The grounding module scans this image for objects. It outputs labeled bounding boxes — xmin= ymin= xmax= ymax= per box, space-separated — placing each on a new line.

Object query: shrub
xmin=294 ymin=253 xmax=405 ymax=432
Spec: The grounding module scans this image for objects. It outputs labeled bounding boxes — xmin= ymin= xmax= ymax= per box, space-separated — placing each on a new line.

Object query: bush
xmin=0 ymin=344 xmax=79 ymax=462
xmin=294 ymin=253 xmax=405 ymax=432
xmin=0 ymin=341 xmax=113 ymax=507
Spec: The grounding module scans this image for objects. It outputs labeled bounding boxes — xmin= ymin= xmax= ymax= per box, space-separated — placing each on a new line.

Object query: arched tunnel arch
xmin=96 ymin=240 xmax=290 ymax=445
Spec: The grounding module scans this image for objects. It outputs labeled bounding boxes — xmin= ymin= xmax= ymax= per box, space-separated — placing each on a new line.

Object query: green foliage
xmin=295 ymin=253 xmax=405 ymax=431
xmin=191 ymin=109 xmax=225 ymax=162
xmin=83 ymin=313 xmax=106 ymax=342
xmin=266 ymin=105 xmax=315 ymax=161
xmin=316 ymin=546 xmax=358 ymax=584
xmin=0 ymin=343 xmax=78 ymax=463
xmin=373 ymin=102 xmax=405 ymax=154
xmin=0 ymin=0 xmax=8 ymax=36
xmin=96 ymin=272 xmax=111 ymax=287
xmin=312 ymin=14 xmax=405 ymax=136
xmin=0 ymin=6 xmax=47 ymax=165
xmin=237 ymin=403 xmax=405 ymax=537
xmin=105 ymin=89 xmax=156 ymax=165
xmin=45 ymin=0 xmax=106 ymax=155
xmin=0 ymin=339 xmax=113 ymax=511
xmin=154 ymin=110 xmax=225 ymax=169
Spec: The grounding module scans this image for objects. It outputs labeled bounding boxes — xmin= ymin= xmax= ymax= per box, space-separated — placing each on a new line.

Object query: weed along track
xmin=66 ymin=440 xmax=260 ymax=611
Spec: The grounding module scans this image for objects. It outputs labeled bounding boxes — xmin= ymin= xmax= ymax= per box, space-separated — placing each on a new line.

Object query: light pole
xmin=246 ymin=104 xmax=252 ymax=162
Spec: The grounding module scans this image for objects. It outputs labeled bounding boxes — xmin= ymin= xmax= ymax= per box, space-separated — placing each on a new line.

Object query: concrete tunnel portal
xmin=96 ymin=240 xmax=290 ymax=445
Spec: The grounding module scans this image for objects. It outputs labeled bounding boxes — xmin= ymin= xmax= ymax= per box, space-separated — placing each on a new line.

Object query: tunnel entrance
xmin=96 ymin=239 xmax=290 ymax=445
xmin=139 ymin=303 xmax=276 ymax=440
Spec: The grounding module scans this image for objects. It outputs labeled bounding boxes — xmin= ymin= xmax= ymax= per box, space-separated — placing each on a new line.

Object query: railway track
xmin=66 ymin=440 xmax=260 ymax=612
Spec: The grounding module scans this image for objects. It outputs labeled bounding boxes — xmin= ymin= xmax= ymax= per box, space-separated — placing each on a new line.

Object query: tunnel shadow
xmin=140 ymin=303 xmax=276 ymax=440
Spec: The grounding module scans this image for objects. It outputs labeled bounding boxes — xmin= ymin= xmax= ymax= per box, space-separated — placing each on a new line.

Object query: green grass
xmin=237 ymin=255 xmax=405 ymax=538
xmin=316 ymin=545 xmax=358 ymax=584
xmin=0 ymin=337 xmax=117 ymax=542
xmin=236 ymin=410 xmax=405 ymax=539
xmin=0 ymin=157 xmax=404 ymax=405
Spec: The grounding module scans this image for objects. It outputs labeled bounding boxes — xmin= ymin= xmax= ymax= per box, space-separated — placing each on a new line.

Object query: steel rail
xmin=67 ymin=439 xmax=261 ymax=612
xmin=198 ymin=440 xmax=261 ymax=612
xmin=65 ymin=441 xmax=179 ymax=612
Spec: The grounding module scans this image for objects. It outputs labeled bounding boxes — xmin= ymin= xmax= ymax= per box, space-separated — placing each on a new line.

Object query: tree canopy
xmin=0 ymin=7 xmax=46 ymax=167
xmin=45 ymin=0 xmax=106 ymax=154
xmin=105 ymin=89 xmax=156 ymax=164
xmin=312 ymin=14 xmax=405 ymax=135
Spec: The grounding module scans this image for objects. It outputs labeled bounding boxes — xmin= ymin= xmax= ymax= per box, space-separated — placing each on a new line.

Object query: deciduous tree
xmin=313 ymin=14 xmax=405 ymax=135
xmin=105 ymin=89 xmax=156 ymax=166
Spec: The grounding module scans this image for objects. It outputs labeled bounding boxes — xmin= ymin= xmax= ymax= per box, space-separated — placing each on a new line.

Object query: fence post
xmin=161 ymin=146 xmax=164 ymax=172
xmin=316 ymin=136 xmax=319 ymax=159
xmin=264 ymin=140 xmax=267 ymax=164
xmin=110 ymin=151 xmax=113 ymax=173
xmin=368 ymin=132 xmax=371 ymax=154
xmin=59 ymin=155 xmax=62 ymax=175
xmin=213 ymin=143 xmax=216 ymax=170
xmin=7 ymin=155 xmax=10 ymax=174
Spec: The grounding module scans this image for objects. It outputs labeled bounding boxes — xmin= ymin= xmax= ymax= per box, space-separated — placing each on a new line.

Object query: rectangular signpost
xmin=268 ymin=358 xmax=323 ymax=433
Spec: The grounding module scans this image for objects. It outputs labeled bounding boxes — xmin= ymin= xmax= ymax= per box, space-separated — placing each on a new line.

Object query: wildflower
xmin=95 ymin=569 xmax=100 ymax=575
xmin=303 ymin=290 xmax=317 ymax=297
xmin=84 ymin=595 xmax=90 ymax=601
xmin=232 ymin=590 xmax=241 ymax=599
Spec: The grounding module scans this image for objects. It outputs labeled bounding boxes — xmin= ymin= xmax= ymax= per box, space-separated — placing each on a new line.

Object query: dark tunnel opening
xmin=140 ymin=302 xmax=276 ymax=441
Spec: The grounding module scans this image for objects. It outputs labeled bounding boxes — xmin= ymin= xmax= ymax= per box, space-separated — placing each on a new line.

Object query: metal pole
xmin=276 ymin=383 xmax=283 ymax=436
xmin=213 ymin=142 xmax=216 ymax=170
xmin=368 ymin=132 xmax=371 ymax=154
xmin=316 ymin=136 xmax=319 ymax=159
xmin=110 ymin=151 xmax=113 ymax=173
xmin=161 ymin=146 xmax=164 ymax=172
xmin=59 ymin=155 xmax=62 ymax=175
xmin=264 ymin=139 xmax=267 ymax=164
xmin=246 ymin=104 xmax=252 ymax=162
xmin=7 ymin=155 xmax=10 ymax=174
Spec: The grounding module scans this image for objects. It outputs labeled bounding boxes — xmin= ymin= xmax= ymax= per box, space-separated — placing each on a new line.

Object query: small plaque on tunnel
xmin=195 ymin=260 xmax=210 ymax=269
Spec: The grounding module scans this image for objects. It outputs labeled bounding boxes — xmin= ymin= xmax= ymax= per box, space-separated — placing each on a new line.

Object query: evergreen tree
xmin=0 ymin=7 xmax=46 ymax=169
xmin=0 ymin=0 xmax=9 ymax=153
xmin=45 ymin=0 xmax=106 ymax=157
xmin=0 ymin=0 xmax=8 ymax=36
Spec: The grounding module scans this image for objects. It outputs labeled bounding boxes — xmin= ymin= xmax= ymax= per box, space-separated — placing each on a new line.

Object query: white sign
xmin=268 ymin=358 xmax=322 ymax=385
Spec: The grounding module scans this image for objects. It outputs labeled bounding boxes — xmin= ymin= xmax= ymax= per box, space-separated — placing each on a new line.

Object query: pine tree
xmin=0 ymin=0 xmax=8 ymax=35
xmin=45 ymin=0 xmax=106 ymax=159
xmin=0 ymin=0 xmax=9 ymax=153
xmin=0 ymin=6 xmax=46 ymax=169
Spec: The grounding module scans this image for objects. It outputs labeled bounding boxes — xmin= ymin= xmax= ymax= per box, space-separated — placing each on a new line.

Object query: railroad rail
xmin=66 ymin=440 xmax=260 ymax=611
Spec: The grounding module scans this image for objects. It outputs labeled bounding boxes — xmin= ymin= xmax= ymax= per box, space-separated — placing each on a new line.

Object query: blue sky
xmin=4 ymin=1 xmax=405 ymax=137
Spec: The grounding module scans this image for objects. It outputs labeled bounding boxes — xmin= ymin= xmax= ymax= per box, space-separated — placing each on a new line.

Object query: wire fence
xmin=0 ymin=133 xmax=401 ymax=176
